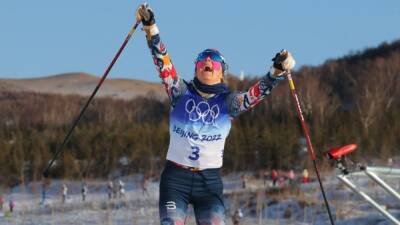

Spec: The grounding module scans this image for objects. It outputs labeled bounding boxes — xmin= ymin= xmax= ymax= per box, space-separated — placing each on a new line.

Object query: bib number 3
xmin=188 ymin=146 xmax=200 ymax=161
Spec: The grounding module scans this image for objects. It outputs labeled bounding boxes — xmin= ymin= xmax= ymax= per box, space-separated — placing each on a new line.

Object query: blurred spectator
xmin=288 ymin=169 xmax=295 ymax=185
xmin=107 ymin=180 xmax=114 ymax=200
xmin=241 ymin=175 xmax=246 ymax=189
xmin=113 ymin=181 xmax=118 ymax=198
xmin=271 ymin=169 xmax=278 ymax=186
xmin=263 ymin=170 xmax=269 ymax=186
xmin=302 ymin=169 xmax=309 ymax=184
xmin=118 ymin=180 xmax=125 ymax=198
xmin=232 ymin=208 xmax=243 ymax=225
xmin=40 ymin=179 xmax=50 ymax=205
xmin=0 ymin=195 xmax=4 ymax=210
xmin=141 ymin=174 xmax=150 ymax=197
xmin=41 ymin=183 xmax=46 ymax=205
xmin=388 ymin=158 xmax=393 ymax=167
xmin=62 ymin=184 xmax=68 ymax=203
xmin=81 ymin=181 xmax=88 ymax=202
xmin=9 ymin=198 xmax=15 ymax=212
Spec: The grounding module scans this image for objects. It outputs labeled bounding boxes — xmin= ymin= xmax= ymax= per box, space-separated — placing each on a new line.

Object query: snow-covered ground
xmin=1 ymin=170 xmax=400 ymax=225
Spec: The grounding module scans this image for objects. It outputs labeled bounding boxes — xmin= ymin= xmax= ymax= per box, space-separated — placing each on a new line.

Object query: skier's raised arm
xmin=227 ymin=49 xmax=296 ymax=117
xmin=136 ymin=4 xmax=186 ymax=105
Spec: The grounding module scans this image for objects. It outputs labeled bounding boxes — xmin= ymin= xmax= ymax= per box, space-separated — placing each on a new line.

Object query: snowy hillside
xmin=0 ymin=170 xmax=400 ymax=225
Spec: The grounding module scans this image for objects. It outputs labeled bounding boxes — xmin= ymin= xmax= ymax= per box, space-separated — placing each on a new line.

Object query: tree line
xmin=0 ymin=40 xmax=399 ymax=186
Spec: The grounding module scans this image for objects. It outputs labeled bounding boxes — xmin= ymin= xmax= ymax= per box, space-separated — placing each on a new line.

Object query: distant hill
xmin=0 ymin=72 xmax=166 ymax=100
xmin=0 ymin=39 xmax=400 ymax=182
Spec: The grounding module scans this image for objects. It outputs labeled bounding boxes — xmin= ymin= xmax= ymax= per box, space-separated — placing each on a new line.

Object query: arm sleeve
xmin=227 ymin=73 xmax=279 ymax=117
xmin=144 ymin=24 xmax=187 ymax=106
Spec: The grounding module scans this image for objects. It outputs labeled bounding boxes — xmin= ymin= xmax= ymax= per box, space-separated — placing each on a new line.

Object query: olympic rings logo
xmin=185 ymin=99 xmax=219 ymax=124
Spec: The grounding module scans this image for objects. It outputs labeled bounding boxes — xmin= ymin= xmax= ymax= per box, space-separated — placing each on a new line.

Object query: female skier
xmin=136 ymin=4 xmax=296 ymax=225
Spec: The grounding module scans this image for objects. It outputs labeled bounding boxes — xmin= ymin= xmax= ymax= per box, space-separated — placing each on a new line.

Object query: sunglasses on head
xmin=196 ymin=50 xmax=225 ymax=63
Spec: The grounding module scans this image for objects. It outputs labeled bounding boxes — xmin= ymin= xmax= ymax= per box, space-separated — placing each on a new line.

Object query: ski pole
xmin=43 ymin=20 xmax=141 ymax=178
xmin=286 ymin=71 xmax=336 ymax=225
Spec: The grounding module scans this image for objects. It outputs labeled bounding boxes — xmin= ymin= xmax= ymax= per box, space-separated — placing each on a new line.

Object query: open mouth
xmin=204 ymin=66 xmax=213 ymax=72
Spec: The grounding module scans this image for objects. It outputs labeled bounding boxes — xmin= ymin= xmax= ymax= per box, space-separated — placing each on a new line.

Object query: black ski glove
xmin=136 ymin=3 xmax=155 ymax=26
xmin=270 ymin=49 xmax=296 ymax=79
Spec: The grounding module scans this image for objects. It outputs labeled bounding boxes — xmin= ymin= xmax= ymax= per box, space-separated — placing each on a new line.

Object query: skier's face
xmin=195 ymin=56 xmax=223 ymax=85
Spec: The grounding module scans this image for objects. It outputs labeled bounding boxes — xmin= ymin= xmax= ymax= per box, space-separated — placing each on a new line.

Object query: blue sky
xmin=1 ymin=0 xmax=399 ymax=82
